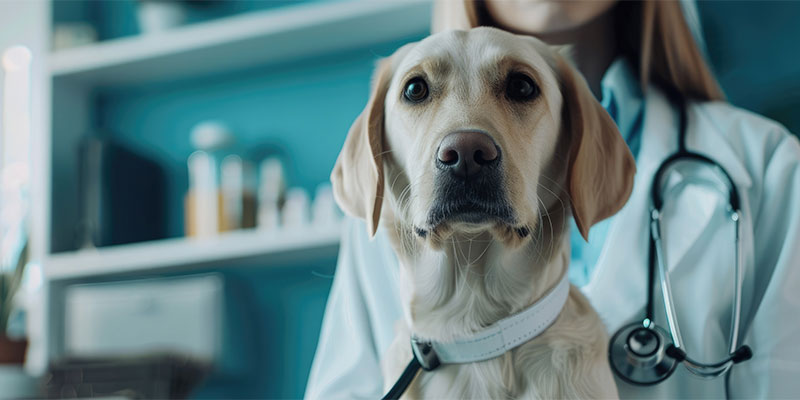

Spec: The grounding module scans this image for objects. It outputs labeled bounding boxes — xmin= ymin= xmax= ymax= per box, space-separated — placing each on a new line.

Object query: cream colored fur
xmin=332 ymin=28 xmax=634 ymax=399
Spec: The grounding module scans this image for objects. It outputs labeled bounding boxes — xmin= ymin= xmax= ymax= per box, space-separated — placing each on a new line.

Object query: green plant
xmin=0 ymin=241 xmax=27 ymax=335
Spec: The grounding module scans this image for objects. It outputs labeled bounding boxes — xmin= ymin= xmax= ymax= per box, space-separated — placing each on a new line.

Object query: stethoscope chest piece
xmin=609 ymin=322 xmax=678 ymax=386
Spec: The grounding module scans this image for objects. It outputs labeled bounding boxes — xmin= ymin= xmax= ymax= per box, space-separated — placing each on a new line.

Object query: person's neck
xmin=534 ymin=10 xmax=618 ymax=99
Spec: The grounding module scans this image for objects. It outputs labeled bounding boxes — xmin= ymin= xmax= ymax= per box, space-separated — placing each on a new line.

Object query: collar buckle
xmin=410 ymin=336 xmax=440 ymax=371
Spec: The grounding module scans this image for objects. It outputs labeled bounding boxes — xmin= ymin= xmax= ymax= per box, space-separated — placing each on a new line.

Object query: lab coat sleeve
xmin=729 ymin=134 xmax=800 ymax=398
xmin=304 ymin=218 xmax=384 ymax=399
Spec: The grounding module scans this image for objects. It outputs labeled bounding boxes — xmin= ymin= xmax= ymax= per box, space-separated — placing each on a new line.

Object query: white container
xmin=137 ymin=1 xmax=187 ymax=34
xmin=221 ymin=155 xmax=243 ymax=231
xmin=312 ymin=183 xmax=339 ymax=227
xmin=52 ymin=23 xmax=97 ymax=50
xmin=282 ymin=187 xmax=310 ymax=229
xmin=187 ymin=150 xmax=219 ymax=237
xmin=257 ymin=157 xmax=285 ymax=230
xmin=190 ymin=121 xmax=233 ymax=152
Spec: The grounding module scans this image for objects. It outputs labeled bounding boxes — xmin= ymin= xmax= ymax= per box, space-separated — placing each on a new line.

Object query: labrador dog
xmin=331 ymin=27 xmax=634 ymax=399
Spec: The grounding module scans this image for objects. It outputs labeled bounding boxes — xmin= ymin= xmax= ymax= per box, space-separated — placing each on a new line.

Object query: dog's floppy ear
xmin=331 ymin=59 xmax=392 ymax=237
xmin=557 ymin=57 xmax=636 ymax=240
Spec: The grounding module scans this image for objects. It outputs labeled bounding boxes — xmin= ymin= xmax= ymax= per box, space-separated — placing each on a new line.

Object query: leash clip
xmin=411 ymin=336 xmax=441 ymax=371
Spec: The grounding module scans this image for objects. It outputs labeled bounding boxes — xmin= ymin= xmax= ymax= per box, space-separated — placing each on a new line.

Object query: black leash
xmin=382 ymin=338 xmax=441 ymax=400
xmin=381 ymin=357 xmax=421 ymax=400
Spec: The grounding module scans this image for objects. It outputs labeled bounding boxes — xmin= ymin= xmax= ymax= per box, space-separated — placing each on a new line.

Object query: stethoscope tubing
xmin=609 ymin=92 xmax=752 ymax=385
xmin=649 ymin=210 xmax=685 ymax=350
xmin=729 ymin=210 xmax=743 ymax=355
xmin=650 ymin=152 xmax=741 ymax=212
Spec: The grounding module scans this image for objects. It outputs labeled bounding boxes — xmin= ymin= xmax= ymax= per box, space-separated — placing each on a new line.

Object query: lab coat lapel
xmin=582 ymin=88 xmax=685 ymax=332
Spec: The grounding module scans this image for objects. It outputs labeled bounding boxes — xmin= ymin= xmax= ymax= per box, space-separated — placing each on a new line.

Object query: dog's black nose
xmin=437 ymin=132 xmax=500 ymax=179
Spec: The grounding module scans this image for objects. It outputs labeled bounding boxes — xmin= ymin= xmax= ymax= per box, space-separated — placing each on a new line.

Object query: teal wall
xmin=699 ymin=1 xmax=800 ymax=136
xmin=190 ymin=259 xmax=338 ymax=398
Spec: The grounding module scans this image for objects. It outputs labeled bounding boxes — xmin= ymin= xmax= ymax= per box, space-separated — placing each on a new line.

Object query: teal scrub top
xmin=569 ymin=58 xmax=644 ymax=287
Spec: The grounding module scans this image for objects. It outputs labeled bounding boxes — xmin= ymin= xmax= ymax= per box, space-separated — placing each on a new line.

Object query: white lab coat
xmin=305 ymin=87 xmax=800 ymax=399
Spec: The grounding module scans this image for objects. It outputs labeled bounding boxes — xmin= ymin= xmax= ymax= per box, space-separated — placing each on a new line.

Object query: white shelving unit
xmin=28 ymin=0 xmax=432 ymax=375
xmin=45 ymin=224 xmax=343 ymax=281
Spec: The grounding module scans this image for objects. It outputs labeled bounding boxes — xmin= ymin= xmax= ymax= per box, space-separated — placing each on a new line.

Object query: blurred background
xmin=0 ymin=0 xmax=798 ymax=398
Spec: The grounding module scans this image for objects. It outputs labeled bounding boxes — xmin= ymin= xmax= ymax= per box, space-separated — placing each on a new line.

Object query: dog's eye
xmin=506 ymin=73 xmax=538 ymax=102
xmin=403 ymin=78 xmax=429 ymax=103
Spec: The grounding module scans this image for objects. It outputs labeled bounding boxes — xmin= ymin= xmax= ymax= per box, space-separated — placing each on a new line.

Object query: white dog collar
xmin=411 ymin=272 xmax=570 ymax=368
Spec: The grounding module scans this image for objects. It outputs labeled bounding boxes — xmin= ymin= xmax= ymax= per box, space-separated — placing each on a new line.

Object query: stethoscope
xmin=608 ymin=93 xmax=753 ymax=386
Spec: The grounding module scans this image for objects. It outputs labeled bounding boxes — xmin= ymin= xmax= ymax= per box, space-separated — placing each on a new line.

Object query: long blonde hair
xmin=432 ymin=0 xmax=725 ymax=102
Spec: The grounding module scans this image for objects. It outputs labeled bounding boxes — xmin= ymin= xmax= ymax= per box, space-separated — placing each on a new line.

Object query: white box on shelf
xmin=64 ymin=273 xmax=224 ymax=363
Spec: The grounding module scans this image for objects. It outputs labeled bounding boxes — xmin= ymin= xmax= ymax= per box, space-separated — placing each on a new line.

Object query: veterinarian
xmin=306 ymin=0 xmax=800 ymax=398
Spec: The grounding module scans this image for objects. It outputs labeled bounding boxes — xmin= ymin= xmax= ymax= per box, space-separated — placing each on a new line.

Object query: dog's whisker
xmin=538 ymin=175 xmax=570 ymax=210
xmin=535 ymin=181 xmax=568 ymax=260
xmin=537 ymin=196 xmax=556 ymax=260
xmin=374 ymin=149 xmax=395 ymax=158
xmin=471 ymin=239 xmax=493 ymax=266
xmin=468 ymin=237 xmax=473 ymax=265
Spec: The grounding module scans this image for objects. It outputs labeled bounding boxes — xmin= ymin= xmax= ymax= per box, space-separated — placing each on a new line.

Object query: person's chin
xmin=485 ymin=0 xmax=617 ymax=36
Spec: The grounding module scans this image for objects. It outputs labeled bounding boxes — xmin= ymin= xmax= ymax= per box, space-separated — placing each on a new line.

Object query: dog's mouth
xmin=426 ymin=199 xmax=515 ymax=229
xmin=416 ymin=188 xmax=532 ymax=239
xmin=415 ymin=198 xmax=532 ymax=244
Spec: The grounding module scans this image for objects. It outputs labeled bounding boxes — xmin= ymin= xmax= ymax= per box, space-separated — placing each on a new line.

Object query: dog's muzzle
xmin=426 ymin=131 xmax=515 ymax=228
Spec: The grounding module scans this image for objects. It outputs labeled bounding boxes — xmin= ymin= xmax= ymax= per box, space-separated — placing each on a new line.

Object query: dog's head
xmin=332 ymin=27 xmax=634 ymax=249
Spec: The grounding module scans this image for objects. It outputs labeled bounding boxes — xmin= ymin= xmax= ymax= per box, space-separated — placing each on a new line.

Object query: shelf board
xmin=49 ymin=0 xmax=431 ymax=86
xmin=44 ymin=224 xmax=342 ymax=281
